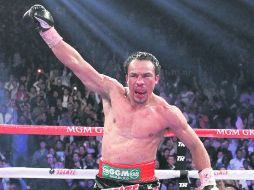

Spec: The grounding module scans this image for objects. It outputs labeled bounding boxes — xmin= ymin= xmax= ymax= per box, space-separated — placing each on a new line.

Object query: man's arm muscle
xmin=165 ymin=105 xmax=211 ymax=170
xmin=52 ymin=40 xmax=110 ymax=97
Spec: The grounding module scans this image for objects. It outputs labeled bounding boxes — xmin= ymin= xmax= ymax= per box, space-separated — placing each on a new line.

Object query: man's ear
xmin=155 ymin=75 xmax=160 ymax=84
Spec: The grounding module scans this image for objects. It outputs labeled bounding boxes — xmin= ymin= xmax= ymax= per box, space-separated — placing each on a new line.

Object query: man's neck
xmin=130 ymin=95 xmax=155 ymax=109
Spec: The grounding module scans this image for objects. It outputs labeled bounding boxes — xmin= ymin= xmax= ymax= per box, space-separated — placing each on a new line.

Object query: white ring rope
xmin=0 ymin=168 xmax=253 ymax=180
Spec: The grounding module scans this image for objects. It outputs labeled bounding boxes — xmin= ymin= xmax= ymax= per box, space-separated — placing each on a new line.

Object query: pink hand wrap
xmin=199 ymin=168 xmax=216 ymax=188
xmin=39 ymin=27 xmax=63 ymax=48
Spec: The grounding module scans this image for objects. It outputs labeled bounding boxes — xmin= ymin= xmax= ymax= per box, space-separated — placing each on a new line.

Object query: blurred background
xmin=0 ymin=0 xmax=254 ymax=189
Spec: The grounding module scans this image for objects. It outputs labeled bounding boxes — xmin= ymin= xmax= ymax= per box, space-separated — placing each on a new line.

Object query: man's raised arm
xmin=23 ymin=5 xmax=109 ymax=97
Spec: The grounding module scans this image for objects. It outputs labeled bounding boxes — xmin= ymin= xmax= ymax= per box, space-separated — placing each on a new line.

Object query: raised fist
xmin=23 ymin=4 xmax=54 ymax=32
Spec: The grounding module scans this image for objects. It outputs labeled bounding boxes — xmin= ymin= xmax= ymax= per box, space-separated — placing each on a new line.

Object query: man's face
xmin=236 ymin=150 xmax=242 ymax=159
xmin=40 ymin=141 xmax=46 ymax=148
xmin=73 ymin=153 xmax=80 ymax=162
xmin=126 ymin=59 xmax=159 ymax=105
xmin=167 ymin=156 xmax=176 ymax=165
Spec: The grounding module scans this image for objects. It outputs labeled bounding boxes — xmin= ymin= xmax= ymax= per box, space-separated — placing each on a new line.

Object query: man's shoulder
xmin=100 ymin=75 xmax=125 ymax=99
xmin=101 ymin=75 xmax=118 ymax=84
xmin=102 ymin=75 xmax=124 ymax=90
xmin=153 ymin=95 xmax=178 ymax=112
xmin=154 ymin=96 xmax=185 ymax=122
xmin=152 ymin=97 xmax=186 ymax=129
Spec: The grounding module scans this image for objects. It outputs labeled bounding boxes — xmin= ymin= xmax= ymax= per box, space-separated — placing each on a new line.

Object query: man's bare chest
xmin=109 ymin=104 xmax=164 ymax=138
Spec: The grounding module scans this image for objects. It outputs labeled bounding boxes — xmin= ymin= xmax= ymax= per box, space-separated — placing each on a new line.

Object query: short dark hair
xmin=123 ymin=52 xmax=161 ymax=75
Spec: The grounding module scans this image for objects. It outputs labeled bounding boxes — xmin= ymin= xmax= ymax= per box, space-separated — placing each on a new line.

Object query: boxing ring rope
xmin=1 ymin=124 xmax=254 ymax=138
xmin=0 ymin=168 xmax=254 ymax=180
xmin=1 ymin=124 xmax=254 ymax=180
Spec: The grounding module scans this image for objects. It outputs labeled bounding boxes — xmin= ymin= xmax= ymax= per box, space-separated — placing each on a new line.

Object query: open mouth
xmin=134 ymin=89 xmax=146 ymax=97
xmin=135 ymin=91 xmax=146 ymax=95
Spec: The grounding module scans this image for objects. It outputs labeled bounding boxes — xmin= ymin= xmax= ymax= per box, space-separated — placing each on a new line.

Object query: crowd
xmin=1 ymin=1 xmax=254 ymax=190
xmin=0 ymin=51 xmax=254 ymax=189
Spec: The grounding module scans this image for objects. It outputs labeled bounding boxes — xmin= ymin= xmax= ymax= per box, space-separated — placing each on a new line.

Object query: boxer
xmin=23 ymin=5 xmax=218 ymax=190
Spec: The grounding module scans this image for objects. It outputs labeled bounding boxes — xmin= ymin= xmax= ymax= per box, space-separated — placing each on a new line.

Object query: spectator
xmin=165 ymin=154 xmax=176 ymax=170
xmin=158 ymin=148 xmax=173 ymax=169
xmin=217 ymin=139 xmax=233 ymax=161
xmin=28 ymin=86 xmax=37 ymax=101
xmin=31 ymin=139 xmax=48 ymax=167
xmin=228 ymin=149 xmax=244 ymax=170
xmin=50 ymin=77 xmax=64 ymax=98
xmin=62 ymin=88 xmax=70 ymax=108
xmin=46 ymin=106 xmax=59 ymax=125
xmin=33 ymin=77 xmax=46 ymax=94
xmin=31 ymin=96 xmax=47 ymax=123
xmin=46 ymin=153 xmax=56 ymax=168
xmin=69 ymin=152 xmax=85 ymax=169
xmin=78 ymin=145 xmax=87 ymax=161
xmin=55 ymin=140 xmax=65 ymax=162
xmin=15 ymin=83 xmax=29 ymax=103
xmin=84 ymin=153 xmax=98 ymax=169
xmin=48 ymin=90 xmax=59 ymax=107
xmin=4 ymin=75 xmax=18 ymax=99
xmin=0 ymin=102 xmax=17 ymax=124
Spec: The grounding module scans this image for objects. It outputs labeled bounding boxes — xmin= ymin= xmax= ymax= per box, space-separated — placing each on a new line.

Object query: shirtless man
xmin=24 ymin=5 xmax=218 ymax=190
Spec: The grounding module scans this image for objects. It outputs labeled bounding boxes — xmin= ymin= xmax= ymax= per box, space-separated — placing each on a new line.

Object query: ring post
xmin=175 ymin=139 xmax=189 ymax=190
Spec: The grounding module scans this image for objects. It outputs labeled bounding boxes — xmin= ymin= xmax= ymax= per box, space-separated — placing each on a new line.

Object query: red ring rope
xmin=0 ymin=124 xmax=254 ymax=138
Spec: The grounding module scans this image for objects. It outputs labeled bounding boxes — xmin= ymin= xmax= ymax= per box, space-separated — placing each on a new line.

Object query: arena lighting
xmin=242 ymin=0 xmax=254 ymax=8
xmin=79 ymin=0 xmax=184 ymax=58
xmin=43 ymin=0 xmax=175 ymax=62
xmin=150 ymin=0 xmax=248 ymax=57
xmin=44 ymin=0 xmax=127 ymax=58
xmin=80 ymin=0 xmax=196 ymax=71
xmin=149 ymin=0 xmax=224 ymax=44
xmin=75 ymin=0 xmax=136 ymax=57
xmin=179 ymin=0 xmax=254 ymax=48
xmin=62 ymin=0 xmax=127 ymax=56
xmin=81 ymin=0 xmax=225 ymax=71
xmin=41 ymin=0 xmax=253 ymax=73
